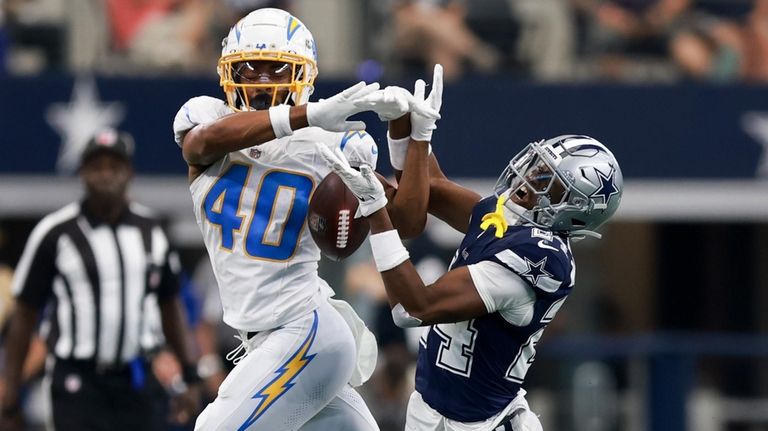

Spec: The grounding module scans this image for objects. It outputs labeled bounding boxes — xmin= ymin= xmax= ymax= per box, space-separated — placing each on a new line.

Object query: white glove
xmin=353 ymin=85 xmax=440 ymax=122
xmin=411 ymin=64 xmax=443 ymax=142
xmin=306 ymin=81 xmax=381 ymax=132
xmin=316 ymin=145 xmax=387 ymax=217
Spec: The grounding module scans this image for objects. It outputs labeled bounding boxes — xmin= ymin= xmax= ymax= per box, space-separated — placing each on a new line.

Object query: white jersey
xmin=173 ymin=96 xmax=378 ymax=331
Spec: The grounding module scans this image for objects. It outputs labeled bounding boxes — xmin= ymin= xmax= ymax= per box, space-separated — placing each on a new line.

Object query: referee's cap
xmin=80 ymin=128 xmax=135 ymax=167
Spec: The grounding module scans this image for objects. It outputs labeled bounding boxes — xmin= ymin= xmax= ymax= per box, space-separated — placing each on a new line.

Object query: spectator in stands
xmin=0 ymin=264 xmax=12 ymax=328
xmin=668 ymin=13 xmax=743 ymax=81
xmin=4 ymin=0 xmax=66 ymax=74
xmin=667 ymin=0 xmax=768 ymax=83
xmin=507 ymin=0 xmax=576 ymax=81
xmin=742 ymin=0 xmax=768 ymax=82
xmin=573 ymin=0 xmax=694 ymax=79
xmin=106 ymin=0 xmax=216 ymax=72
xmin=0 ymin=0 xmax=7 ymax=75
xmin=390 ymin=0 xmax=501 ymax=81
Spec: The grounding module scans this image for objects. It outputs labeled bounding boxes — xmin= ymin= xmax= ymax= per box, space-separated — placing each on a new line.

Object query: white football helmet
xmin=494 ymin=135 xmax=623 ymax=239
xmin=218 ymin=8 xmax=318 ymax=111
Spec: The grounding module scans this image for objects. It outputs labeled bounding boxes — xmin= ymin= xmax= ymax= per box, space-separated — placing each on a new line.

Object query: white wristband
xmin=269 ymin=105 xmax=293 ymax=138
xmin=388 ymin=133 xmax=432 ymax=171
xmin=387 ymin=133 xmax=409 ymax=171
xmin=369 ymin=230 xmax=410 ymax=272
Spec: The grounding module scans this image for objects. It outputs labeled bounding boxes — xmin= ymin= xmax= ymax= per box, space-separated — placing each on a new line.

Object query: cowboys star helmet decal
xmin=591 ymin=167 xmax=620 ymax=205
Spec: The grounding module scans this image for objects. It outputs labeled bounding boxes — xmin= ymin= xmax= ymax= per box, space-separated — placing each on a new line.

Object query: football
xmin=308 ymin=172 xmax=370 ymax=261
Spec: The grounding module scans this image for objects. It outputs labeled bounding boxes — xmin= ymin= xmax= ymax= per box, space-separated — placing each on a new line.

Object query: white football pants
xmin=194 ymin=299 xmax=378 ymax=431
xmin=405 ymin=389 xmax=542 ymax=431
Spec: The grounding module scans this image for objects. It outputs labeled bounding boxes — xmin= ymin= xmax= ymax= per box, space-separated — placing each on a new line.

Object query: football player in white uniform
xmin=172 ymin=8 xmax=438 ymax=431
xmin=321 ymin=107 xmax=624 ymax=430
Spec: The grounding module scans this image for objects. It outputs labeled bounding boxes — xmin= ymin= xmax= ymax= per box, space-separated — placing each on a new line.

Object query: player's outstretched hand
xmin=411 ymin=64 xmax=443 ymax=142
xmin=317 ymin=144 xmax=387 ymax=217
xmin=353 ymin=85 xmax=441 ymax=122
xmin=306 ymin=81 xmax=380 ymax=132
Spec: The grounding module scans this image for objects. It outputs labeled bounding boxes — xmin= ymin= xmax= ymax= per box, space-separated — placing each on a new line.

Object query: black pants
xmin=50 ymin=359 xmax=168 ymax=431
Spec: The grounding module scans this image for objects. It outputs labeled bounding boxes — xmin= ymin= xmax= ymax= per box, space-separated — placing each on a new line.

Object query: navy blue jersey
xmin=415 ymin=197 xmax=575 ymax=422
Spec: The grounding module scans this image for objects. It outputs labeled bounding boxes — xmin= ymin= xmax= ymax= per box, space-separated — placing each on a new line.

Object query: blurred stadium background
xmin=1 ymin=0 xmax=768 ymax=430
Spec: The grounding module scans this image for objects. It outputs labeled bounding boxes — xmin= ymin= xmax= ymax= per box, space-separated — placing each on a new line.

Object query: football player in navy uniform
xmin=318 ymin=131 xmax=623 ymax=430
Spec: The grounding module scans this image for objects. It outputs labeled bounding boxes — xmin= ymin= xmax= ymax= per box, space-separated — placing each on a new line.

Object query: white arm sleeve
xmin=467 ymin=260 xmax=536 ymax=326
xmin=172 ymin=96 xmax=232 ymax=147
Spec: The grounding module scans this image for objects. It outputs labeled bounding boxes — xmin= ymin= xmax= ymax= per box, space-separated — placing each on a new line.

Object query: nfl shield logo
xmin=249 ymin=148 xmax=262 ymax=159
xmin=309 ymin=213 xmax=326 ymax=233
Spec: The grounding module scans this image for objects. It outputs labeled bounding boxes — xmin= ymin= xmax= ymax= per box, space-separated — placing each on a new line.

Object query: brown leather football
xmin=308 ymin=172 xmax=370 ymax=261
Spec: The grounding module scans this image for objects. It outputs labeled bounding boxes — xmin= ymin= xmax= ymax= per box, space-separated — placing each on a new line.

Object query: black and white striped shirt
xmin=11 ymin=201 xmax=181 ymax=366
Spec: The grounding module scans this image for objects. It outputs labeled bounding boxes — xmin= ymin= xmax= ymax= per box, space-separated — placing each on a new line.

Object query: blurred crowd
xmin=0 ymin=0 xmax=290 ymax=75
xmin=367 ymin=0 xmax=768 ymax=82
xmin=1 ymin=0 xmax=768 ymax=83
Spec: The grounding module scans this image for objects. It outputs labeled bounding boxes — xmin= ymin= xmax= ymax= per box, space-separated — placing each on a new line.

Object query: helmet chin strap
xmin=503 ymin=200 xmax=527 ymax=226
xmin=569 ymin=230 xmax=602 ymax=241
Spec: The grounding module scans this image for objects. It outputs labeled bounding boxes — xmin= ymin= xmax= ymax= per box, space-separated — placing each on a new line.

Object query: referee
xmin=0 ymin=130 xmax=201 ymax=430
